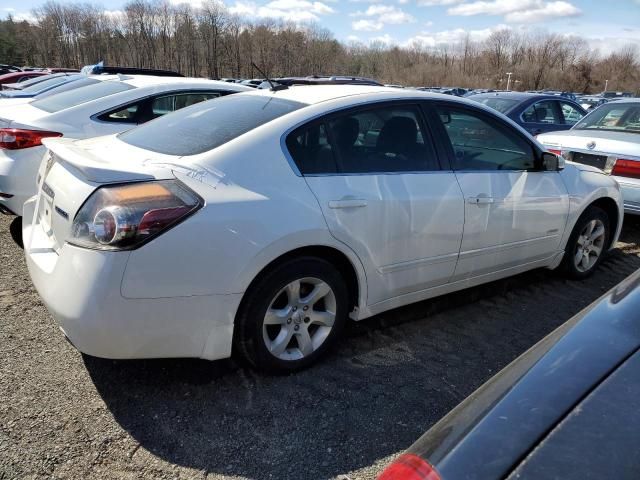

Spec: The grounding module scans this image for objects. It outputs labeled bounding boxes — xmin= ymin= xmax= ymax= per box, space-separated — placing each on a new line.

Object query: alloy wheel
xmin=574 ymin=219 xmax=606 ymax=273
xmin=262 ymin=277 xmax=337 ymax=361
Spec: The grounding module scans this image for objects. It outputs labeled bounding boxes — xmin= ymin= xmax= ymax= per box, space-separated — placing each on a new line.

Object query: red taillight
xmin=378 ymin=454 xmax=441 ymax=480
xmin=138 ymin=206 xmax=192 ymax=236
xmin=0 ymin=128 xmax=62 ymax=150
xmin=611 ymin=159 xmax=640 ymax=179
xmin=547 ymin=149 xmax=562 ymax=156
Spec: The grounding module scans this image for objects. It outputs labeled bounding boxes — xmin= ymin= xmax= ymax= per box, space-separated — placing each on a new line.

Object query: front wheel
xmin=234 ymin=257 xmax=349 ymax=373
xmin=560 ymin=206 xmax=610 ymax=279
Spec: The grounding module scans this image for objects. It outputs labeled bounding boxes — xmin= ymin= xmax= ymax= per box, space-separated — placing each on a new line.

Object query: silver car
xmin=538 ymin=99 xmax=640 ymax=214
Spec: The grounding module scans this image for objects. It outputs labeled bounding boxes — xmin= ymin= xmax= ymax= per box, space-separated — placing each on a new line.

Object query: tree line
xmin=0 ymin=0 xmax=638 ymax=94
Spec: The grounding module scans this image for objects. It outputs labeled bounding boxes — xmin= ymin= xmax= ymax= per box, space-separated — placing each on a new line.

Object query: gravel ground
xmin=2 ymin=213 xmax=640 ymax=480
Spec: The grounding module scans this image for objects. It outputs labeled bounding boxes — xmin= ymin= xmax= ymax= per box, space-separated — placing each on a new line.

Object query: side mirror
xmin=542 ymin=151 xmax=564 ymax=171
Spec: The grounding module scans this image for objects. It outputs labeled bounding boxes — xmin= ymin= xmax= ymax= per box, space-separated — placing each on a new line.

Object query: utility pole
xmin=604 ymin=79 xmax=609 ymax=92
xmin=506 ymin=72 xmax=513 ymax=91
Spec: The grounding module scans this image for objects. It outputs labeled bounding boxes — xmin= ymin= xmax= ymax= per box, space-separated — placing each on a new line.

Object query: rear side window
xmin=119 ymin=94 xmax=305 ymax=155
xmin=560 ymin=102 xmax=585 ymax=125
xmin=521 ymin=101 xmax=560 ymax=124
xmin=437 ymin=105 xmax=535 ymax=171
xmin=97 ymin=91 xmax=222 ymax=124
xmin=32 ymin=81 xmax=135 ymax=113
xmin=287 ymin=105 xmax=438 ymax=175
xmin=151 ymin=92 xmax=220 ymax=117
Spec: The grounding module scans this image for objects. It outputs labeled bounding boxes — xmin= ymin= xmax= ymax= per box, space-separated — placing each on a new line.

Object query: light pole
xmin=604 ymin=79 xmax=609 ymax=92
xmin=506 ymin=72 xmax=513 ymax=91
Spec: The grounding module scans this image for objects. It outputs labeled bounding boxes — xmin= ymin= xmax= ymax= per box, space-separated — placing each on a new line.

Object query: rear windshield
xmin=119 ymin=94 xmax=306 ymax=156
xmin=32 ymin=80 xmax=135 ymax=113
xmin=474 ymin=97 xmax=519 ymax=114
xmin=574 ymin=103 xmax=640 ymax=133
xmin=9 ymin=74 xmax=53 ymax=88
xmin=35 ymin=77 xmax=100 ymax=99
xmin=19 ymin=75 xmax=78 ymax=93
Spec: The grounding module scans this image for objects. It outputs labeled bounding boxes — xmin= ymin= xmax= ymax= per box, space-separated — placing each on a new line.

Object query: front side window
xmin=437 ymin=106 xmax=535 ymax=171
xmin=560 ymin=102 xmax=584 ymax=125
xmin=521 ymin=100 xmax=560 ymax=124
xmin=287 ymin=105 xmax=437 ymax=175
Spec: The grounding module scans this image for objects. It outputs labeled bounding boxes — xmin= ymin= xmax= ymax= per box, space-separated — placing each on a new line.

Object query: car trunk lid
xmin=29 ymin=136 xmax=177 ymax=251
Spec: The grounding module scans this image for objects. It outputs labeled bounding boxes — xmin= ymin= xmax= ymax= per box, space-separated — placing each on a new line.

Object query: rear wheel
xmin=234 ymin=257 xmax=348 ymax=373
xmin=560 ymin=206 xmax=610 ymax=279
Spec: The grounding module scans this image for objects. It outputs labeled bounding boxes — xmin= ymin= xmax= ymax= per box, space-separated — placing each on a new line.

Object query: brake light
xmin=547 ymin=149 xmax=562 ymax=156
xmin=378 ymin=454 xmax=441 ymax=480
xmin=70 ymin=180 xmax=202 ymax=250
xmin=611 ymin=159 xmax=640 ymax=179
xmin=0 ymin=128 xmax=62 ymax=150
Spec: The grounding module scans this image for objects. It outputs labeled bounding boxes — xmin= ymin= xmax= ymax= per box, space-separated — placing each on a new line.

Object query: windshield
xmin=119 ymin=94 xmax=306 ymax=156
xmin=474 ymin=97 xmax=519 ymax=114
xmin=31 ymin=80 xmax=135 ymax=113
xmin=574 ymin=103 xmax=640 ymax=133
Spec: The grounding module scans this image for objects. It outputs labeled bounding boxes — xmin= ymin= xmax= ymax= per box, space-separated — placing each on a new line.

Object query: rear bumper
xmin=0 ymin=146 xmax=44 ymax=216
xmin=23 ymin=197 xmax=240 ymax=361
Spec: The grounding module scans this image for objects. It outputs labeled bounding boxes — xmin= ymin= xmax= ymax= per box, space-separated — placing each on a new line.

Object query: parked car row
xmin=1 ymin=64 xmax=637 ymax=478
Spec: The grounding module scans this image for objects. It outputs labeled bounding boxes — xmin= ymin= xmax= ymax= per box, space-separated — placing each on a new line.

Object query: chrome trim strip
xmin=459 ymin=234 xmax=560 ymax=259
xmin=378 ymin=252 xmax=459 ymax=274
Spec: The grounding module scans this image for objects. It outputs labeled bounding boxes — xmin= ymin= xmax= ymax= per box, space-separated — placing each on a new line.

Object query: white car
xmin=537 ymin=99 xmax=640 ymax=214
xmin=0 ymin=76 xmax=250 ymax=216
xmin=24 ymin=86 xmax=623 ymax=372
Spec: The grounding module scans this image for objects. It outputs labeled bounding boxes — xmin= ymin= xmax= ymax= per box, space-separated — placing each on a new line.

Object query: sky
xmin=2 ymin=0 xmax=640 ymax=53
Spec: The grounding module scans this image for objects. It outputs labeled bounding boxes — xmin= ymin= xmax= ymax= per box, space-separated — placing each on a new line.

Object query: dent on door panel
xmin=452 ymin=171 xmax=569 ymax=281
xmin=306 ymin=172 xmax=465 ymax=304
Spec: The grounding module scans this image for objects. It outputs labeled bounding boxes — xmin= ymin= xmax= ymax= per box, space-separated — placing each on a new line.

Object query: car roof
xmin=101 ymin=75 xmax=250 ymax=90
xmin=241 ymin=84 xmax=462 ymax=106
xmin=471 ymin=91 xmax=566 ymax=101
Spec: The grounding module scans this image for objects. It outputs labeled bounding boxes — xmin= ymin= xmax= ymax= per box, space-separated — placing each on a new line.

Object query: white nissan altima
xmin=24 ymin=86 xmax=623 ymax=372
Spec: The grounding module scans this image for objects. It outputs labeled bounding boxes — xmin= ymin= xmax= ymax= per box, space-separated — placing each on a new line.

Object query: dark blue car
xmin=470 ymin=92 xmax=588 ymax=136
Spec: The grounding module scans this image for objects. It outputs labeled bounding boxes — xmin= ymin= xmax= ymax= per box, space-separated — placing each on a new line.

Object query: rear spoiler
xmin=42 ymin=137 xmax=157 ymax=184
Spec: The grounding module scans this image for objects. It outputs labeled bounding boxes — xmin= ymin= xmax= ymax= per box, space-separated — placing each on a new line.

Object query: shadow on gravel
xmin=84 ymin=227 xmax=640 ymax=480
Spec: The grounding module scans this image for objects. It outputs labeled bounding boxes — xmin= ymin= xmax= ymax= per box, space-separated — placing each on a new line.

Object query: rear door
xmin=430 ymin=102 xmax=569 ymax=281
xmin=520 ymin=99 xmax=564 ymax=135
xmin=287 ymin=101 xmax=465 ymax=304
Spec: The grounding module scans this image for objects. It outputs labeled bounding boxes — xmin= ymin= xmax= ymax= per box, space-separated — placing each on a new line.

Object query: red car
xmin=0 ymin=71 xmax=48 ymax=85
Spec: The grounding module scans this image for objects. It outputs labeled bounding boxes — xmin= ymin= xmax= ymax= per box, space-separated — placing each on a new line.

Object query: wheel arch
xmin=589 ymin=196 xmax=620 ymax=249
xmin=234 ymin=244 xmax=366 ymax=323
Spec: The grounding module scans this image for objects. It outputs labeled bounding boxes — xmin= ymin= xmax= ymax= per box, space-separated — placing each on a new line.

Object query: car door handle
xmin=467 ymin=196 xmax=495 ymax=205
xmin=328 ymin=198 xmax=368 ymax=209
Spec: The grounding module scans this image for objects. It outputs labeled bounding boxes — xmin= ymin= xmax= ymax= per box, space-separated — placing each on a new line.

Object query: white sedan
xmin=24 ymin=86 xmax=623 ymax=372
xmin=0 ymin=76 xmax=250 ymax=216
xmin=537 ymin=99 xmax=640 ymax=214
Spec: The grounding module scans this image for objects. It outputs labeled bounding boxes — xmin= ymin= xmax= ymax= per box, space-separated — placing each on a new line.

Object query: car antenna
xmin=251 ymin=62 xmax=288 ymax=92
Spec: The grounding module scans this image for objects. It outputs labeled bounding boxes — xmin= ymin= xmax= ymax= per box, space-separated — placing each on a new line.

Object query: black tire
xmin=559 ymin=205 xmax=610 ymax=279
xmin=234 ymin=256 xmax=349 ymax=373
xmin=9 ymin=216 xmax=23 ymax=249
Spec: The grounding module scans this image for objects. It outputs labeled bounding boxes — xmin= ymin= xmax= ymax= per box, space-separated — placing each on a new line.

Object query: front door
xmin=285 ymin=102 xmax=465 ymax=304
xmin=432 ymin=103 xmax=570 ymax=281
